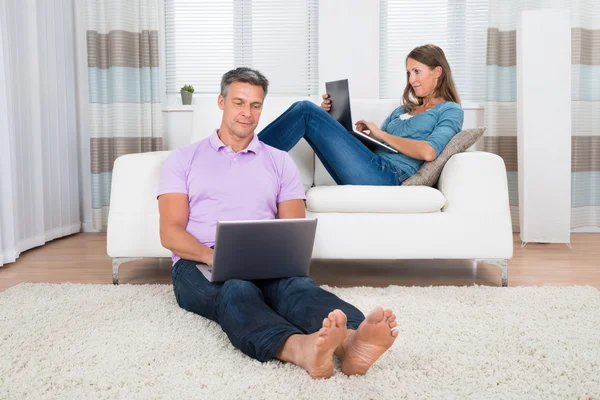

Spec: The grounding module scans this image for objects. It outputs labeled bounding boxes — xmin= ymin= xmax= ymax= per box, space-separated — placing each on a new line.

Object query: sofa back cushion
xmin=402 ymin=127 xmax=486 ymax=187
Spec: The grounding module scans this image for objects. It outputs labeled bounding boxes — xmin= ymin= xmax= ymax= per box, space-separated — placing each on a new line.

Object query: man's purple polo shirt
xmin=157 ymin=130 xmax=307 ymax=264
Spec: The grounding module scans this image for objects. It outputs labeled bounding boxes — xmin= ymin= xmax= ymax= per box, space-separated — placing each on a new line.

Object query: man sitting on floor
xmin=157 ymin=67 xmax=398 ymax=379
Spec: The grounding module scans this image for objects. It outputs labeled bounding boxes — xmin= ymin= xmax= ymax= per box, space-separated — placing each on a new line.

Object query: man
xmin=158 ymin=67 xmax=398 ymax=379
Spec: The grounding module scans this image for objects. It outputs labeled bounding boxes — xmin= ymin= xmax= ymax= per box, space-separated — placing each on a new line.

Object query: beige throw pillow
xmin=401 ymin=127 xmax=486 ymax=187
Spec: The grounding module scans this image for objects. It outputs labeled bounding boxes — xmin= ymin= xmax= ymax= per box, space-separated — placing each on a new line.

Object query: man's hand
xmin=205 ymin=248 xmax=215 ymax=267
xmin=355 ymin=120 xmax=386 ymax=142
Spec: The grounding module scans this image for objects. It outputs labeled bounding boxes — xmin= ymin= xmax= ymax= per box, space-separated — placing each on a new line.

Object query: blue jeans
xmin=258 ymin=100 xmax=408 ymax=185
xmin=172 ymin=259 xmax=366 ymax=362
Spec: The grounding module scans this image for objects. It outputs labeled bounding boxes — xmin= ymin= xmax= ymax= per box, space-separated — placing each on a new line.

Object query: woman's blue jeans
xmin=172 ymin=259 xmax=366 ymax=362
xmin=258 ymin=100 xmax=408 ymax=186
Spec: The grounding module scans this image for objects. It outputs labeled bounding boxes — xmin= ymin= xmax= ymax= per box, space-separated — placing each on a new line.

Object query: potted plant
xmin=180 ymin=84 xmax=194 ymax=105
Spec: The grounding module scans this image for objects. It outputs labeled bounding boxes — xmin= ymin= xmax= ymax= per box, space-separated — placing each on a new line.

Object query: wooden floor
xmin=1 ymin=233 xmax=599 ymax=292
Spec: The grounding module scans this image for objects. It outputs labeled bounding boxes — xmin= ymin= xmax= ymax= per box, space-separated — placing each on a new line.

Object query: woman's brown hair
xmin=402 ymin=44 xmax=461 ymax=112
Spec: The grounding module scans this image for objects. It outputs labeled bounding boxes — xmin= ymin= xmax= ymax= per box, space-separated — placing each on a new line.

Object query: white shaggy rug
xmin=1 ymin=284 xmax=600 ymax=399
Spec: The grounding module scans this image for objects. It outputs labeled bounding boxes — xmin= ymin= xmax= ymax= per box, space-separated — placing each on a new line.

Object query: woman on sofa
xmin=258 ymin=44 xmax=464 ymax=186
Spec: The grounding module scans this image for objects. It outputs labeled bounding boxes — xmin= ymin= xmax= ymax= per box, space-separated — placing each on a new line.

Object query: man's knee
xmin=279 ymin=276 xmax=318 ymax=292
xmin=221 ymin=279 xmax=261 ymax=299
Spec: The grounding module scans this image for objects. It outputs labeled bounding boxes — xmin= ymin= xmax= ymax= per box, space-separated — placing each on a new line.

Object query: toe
xmin=318 ymin=327 xmax=328 ymax=338
xmin=389 ymin=321 xmax=398 ymax=328
xmin=328 ymin=311 xmax=336 ymax=323
xmin=333 ymin=310 xmax=347 ymax=327
xmin=391 ymin=329 xmax=399 ymax=338
xmin=322 ymin=317 xmax=330 ymax=329
xmin=316 ymin=334 xmax=327 ymax=344
xmin=367 ymin=306 xmax=385 ymax=322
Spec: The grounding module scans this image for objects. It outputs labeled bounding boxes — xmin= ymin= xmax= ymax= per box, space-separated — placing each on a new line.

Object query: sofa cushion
xmin=402 ymin=127 xmax=486 ymax=187
xmin=306 ymin=185 xmax=446 ymax=213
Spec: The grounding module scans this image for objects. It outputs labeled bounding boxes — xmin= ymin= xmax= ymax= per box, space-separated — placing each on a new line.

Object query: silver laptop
xmin=325 ymin=79 xmax=399 ymax=154
xmin=197 ymin=218 xmax=318 ymax=282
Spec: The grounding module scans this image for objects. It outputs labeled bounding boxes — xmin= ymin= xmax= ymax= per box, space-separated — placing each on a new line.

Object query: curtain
xmin=0 ymin=0 xmax=82 ymax=267
xmin=87 ymin=0 xmax=163 ymax=231
xmin=485 ymin=0 xmax=600 ymax=231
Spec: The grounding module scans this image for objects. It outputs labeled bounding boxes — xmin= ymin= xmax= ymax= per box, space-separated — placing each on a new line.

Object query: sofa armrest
xmin=437 ymin=151 xmax=514 ymax=259
xmin=107 ymin=151 xmax=173 ymax=258
xmin=108 ymin=151 xmax=172 ymax=214
xmin=438 ymin=151 xmax=511 ymax=215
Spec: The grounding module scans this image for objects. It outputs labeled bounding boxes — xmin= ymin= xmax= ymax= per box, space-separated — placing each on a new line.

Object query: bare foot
xmin=304 ymin=309 xmax=347 ymax=379
xmin=340 ymin=306 xmax=398 ymax=375
xmin=278 ymin=309 xmax=347 ymax=379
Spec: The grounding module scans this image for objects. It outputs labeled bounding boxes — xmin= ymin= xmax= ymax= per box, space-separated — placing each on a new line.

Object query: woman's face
xmin=406 ymin=58 xmax=441 ymax=99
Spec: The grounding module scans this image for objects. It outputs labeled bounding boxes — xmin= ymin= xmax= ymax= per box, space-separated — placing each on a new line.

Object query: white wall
xmin=318 ymin=0 xmax=380 ymax=99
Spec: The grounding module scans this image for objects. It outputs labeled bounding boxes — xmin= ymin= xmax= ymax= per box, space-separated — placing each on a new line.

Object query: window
xmin=165 ymin=0 xmax=319 ymax=96
xmin=379 ymin=0 xmax=488 ymax=102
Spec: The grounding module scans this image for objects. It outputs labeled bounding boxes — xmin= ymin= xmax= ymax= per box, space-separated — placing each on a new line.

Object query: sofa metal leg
xmin=112 ymin=257 xmax=143 ymax=285
xmin=475 ymin=259 xmax=509 ymax=287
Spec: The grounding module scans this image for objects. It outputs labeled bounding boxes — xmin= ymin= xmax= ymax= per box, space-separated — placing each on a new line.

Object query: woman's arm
xmin=355 ymin=120 xmax=436 ymax=161
xmin=424 ymin=106 xmax=464 ymax=158
xmin=379 ymin=134 xmax=436 ymax=161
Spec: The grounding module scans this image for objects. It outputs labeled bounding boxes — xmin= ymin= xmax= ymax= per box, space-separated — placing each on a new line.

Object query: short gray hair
xmin=220 ymin=67 xmax=269 ymax=98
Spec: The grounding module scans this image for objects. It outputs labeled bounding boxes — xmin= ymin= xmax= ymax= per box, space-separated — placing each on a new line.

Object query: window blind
xmin=380 ymin=0 xmax=488 ymax=102
xmin=165 ymin=0 xmax=319 ymax=95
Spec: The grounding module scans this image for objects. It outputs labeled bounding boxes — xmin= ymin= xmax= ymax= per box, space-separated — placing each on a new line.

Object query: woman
xmin=258 ymin=44 xmax=463 ymax=186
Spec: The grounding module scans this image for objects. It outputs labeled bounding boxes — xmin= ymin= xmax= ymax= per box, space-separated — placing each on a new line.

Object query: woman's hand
xmin=356 ymin=120 xmax=386 ymax=142
xmin=320 ymin=94 xmax=331 ymax=111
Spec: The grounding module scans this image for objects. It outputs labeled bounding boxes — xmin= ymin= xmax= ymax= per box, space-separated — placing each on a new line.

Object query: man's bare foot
xmin=340 ymin=306 xmax=398 ymax=375
xmin=304 ymin=309 xmax=347 ymax=379
xmin=277 ymin=309 xmax=347 ymax=379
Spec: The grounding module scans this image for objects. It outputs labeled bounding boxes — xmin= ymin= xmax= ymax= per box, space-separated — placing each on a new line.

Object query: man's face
xmin=218 ymin=81 xmax=265 ymax=139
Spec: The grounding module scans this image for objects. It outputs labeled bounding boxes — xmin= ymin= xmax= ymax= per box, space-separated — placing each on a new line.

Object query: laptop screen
xmin=325 ymin=79 xmax=353 ymax=131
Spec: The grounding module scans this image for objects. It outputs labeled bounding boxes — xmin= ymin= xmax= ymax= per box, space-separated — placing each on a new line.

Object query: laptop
xmin=196 ymin=218 xmax=318 ymax=282
xmin=325 ymin=79 xmax=399 ymax=154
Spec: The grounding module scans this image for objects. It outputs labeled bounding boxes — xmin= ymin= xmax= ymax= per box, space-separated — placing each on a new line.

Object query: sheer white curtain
xmin=0 ymin=0 xmax=83 ymax=266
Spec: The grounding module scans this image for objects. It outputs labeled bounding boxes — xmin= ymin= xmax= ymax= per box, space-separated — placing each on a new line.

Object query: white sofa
xmin=107 ymin=99 xmax=513 ymax=286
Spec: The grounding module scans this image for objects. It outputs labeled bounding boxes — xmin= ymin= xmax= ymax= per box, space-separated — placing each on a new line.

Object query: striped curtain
xmin=485 ymin=0 xmax=599 ymax=231
xmin=86 ymin=0 xmax=163 ymax=231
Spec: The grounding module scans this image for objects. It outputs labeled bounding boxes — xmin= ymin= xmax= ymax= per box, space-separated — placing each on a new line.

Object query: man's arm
xmin=277 ymin=199 xmax=306 ymax=219
xmin=158 ymin=193 xmax=214 ymax=265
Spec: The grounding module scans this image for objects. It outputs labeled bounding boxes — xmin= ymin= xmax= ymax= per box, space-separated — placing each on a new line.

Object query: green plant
xmin=181 ymin=85 xmax=194 ymax=93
